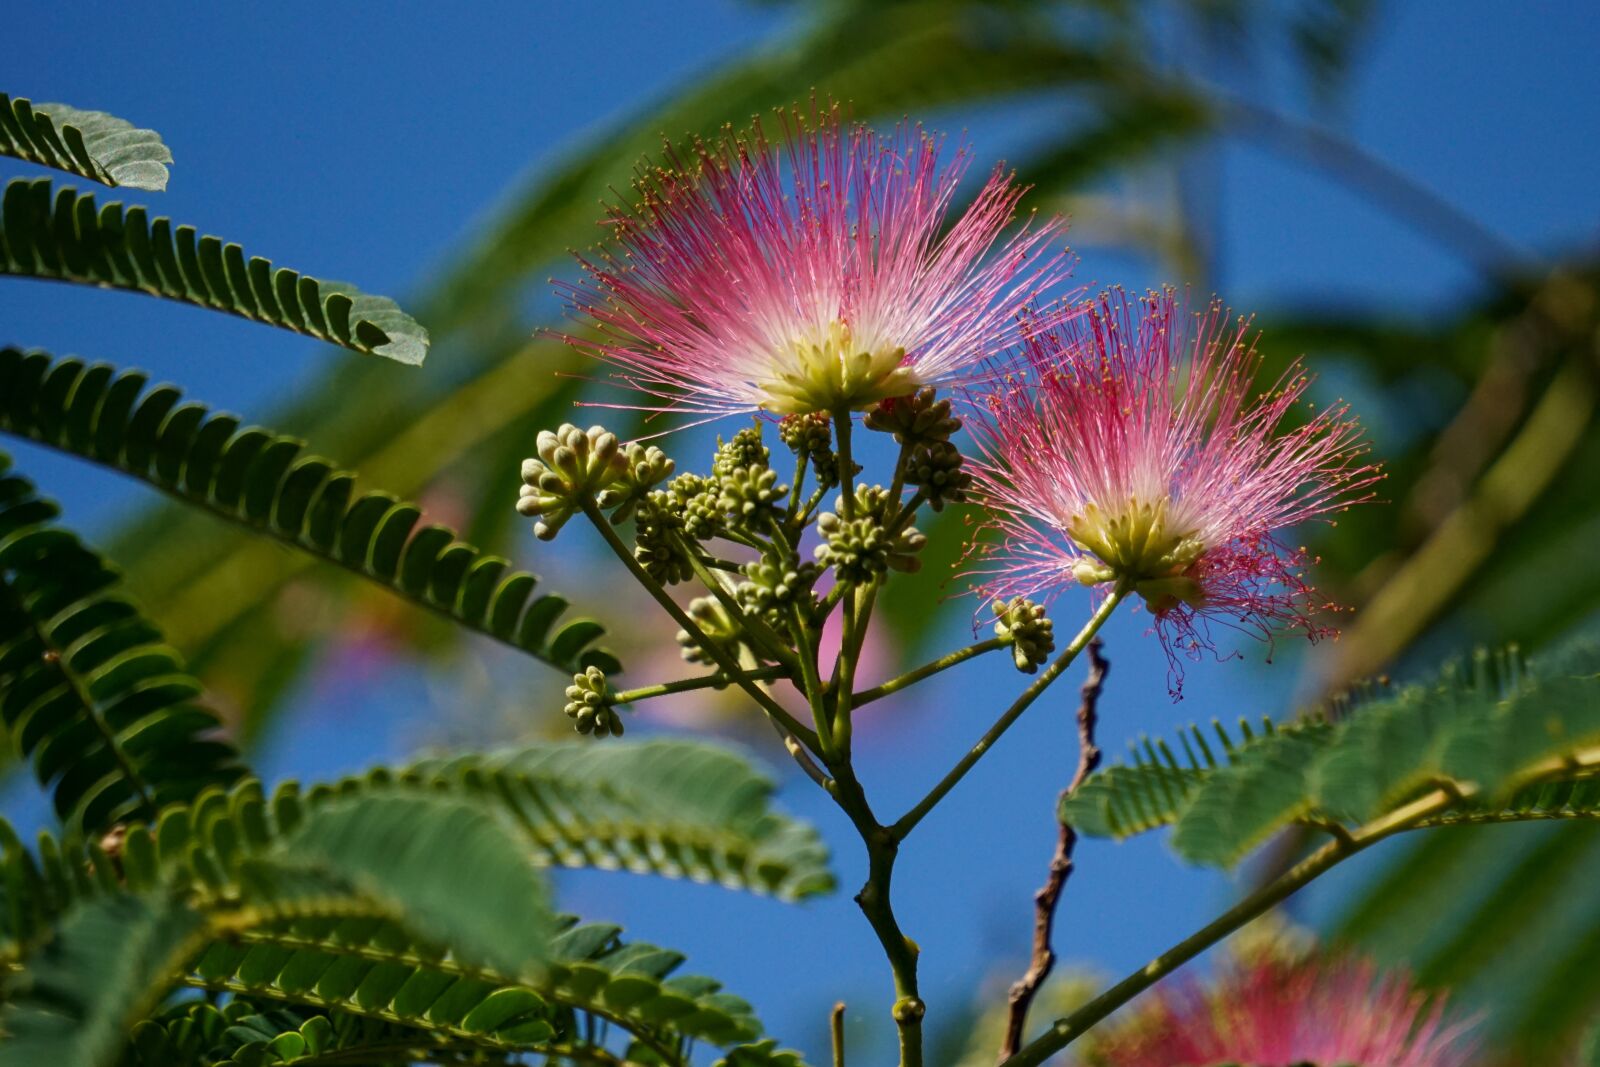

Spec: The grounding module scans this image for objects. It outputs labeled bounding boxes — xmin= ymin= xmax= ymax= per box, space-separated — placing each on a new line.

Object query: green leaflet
xmin=0 ymin=347 xmax=621 ymax=678
xmin=1058 ymin=716 xmax=1326 ymax=842
xmin=129 ymin=1001 xmax=428 ymax=1067
xmin=0 ymin=452 xmax=246 ymax=832
xmin=0 ymin=94 xmax=172 ymax=191
xmin=1061 ymin=632 xmax=1600 ymax=868
xmin=0 ymin=806 xmax=768 ymax=1064
xmin=408 ymin=740 xmax=835 ymax=900
xmin=243 ymin=792 xmax=555 ymax=980
xmin=0 ymin=178 xmax=428 ymax=364
xmin=0 ymin=893 xmax=207 ymax=1067
xmin=1168 ymin=729 xmax=1332 ymax=869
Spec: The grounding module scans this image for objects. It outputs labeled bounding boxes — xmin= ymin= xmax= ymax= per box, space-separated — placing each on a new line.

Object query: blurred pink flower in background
xmin=1086 ymin=955 xmax=1476 ymax=1067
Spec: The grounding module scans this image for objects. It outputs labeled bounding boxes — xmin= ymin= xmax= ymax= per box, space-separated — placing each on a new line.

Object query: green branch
xmin=608 ymin=666 xmax=787 ymax=706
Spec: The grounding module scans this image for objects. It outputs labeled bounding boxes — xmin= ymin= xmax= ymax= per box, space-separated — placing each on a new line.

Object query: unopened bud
xmin=597 ymin=442 xmax=676 ymax=522
xmin=863 ymin=387 xmax=961 ymax=445
xmin=905 ymin=440 xmax=971 ymax=511
xmin=516 ymin=423 xmax=632 ymax=540
xmin=993 ymin=597 xmax=1055 ymax=673
xmin=564 ymin=666 xmax=624 ymax=738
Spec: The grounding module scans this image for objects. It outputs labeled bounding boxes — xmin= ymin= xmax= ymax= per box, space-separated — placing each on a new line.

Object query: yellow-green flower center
xmin=1067 ymin=498 xmax=1208 ymax=612
xmin=757 ymin=321 xmax=918 ymax=415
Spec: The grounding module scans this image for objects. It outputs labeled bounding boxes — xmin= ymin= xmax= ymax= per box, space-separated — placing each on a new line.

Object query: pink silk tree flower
xmin=1084 ymin=956 xmax=1476 ymax=1067
xmin=556 ymin=101 xmax=1074 ymax=420
xmin=967 ymin=289 xmax=1380 ymax=675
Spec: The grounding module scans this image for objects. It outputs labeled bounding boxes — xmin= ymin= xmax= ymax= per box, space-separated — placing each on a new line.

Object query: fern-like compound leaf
xmin=0 ymin=179 xmax=428 ymax=363
xmin=0 ymin=452 xmax=246 ymax=832
xmin=0 ymin=805 xmax=767 ymax=1065
xmin=0 ymin=94 xmax=172 ymax=190
xmin=0 ymin=348 xmax=620 ymax=677
xmin=1061 ymin=632 xmax=1600 ymax=868
xmin=406 ymin=740 xmax=835 ymax=900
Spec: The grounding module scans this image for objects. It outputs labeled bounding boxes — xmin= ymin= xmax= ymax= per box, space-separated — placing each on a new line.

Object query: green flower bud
xmin=630 ymin=518 xmax=694 ymax=585
xmin=516 ymin=424 xmax=630 ymax=540
xmin=778 ymin=412 xmax=844 ymax=488
xmin=717 ymin=465 xmax=788 ymax=520
xmin=993 ymin=597 xmax=1055 ymax=673
xmin=863 ymin=387 xmax=961 ymax=445
xmin=712 ymin=426 xmax=770 ymax=479
xmin=662 ymin=473 xmax=724 ymax=540
xmin=814 ymin=486 xmax=927 ymax=584
xmin=634 ymin=505 xmax=695 ymax=585
xmin=676 ymin=596 xmax=747 ymax=665
xmin=596 ymin=442 xmax=675 ymax=523
xmin=905 ymin=440 xmax=972 ymax=511
xmin=564 ymin=666 xmax=625 ymax=737
xmin=738 ymin=559 xmax=821 ymax=617
xmin=779 ymin=411 xmax=831 ymax=454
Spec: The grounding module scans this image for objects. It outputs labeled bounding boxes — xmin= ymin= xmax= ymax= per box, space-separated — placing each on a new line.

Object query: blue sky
xmin=5 ymin=2 xmax=1599 ymax=1063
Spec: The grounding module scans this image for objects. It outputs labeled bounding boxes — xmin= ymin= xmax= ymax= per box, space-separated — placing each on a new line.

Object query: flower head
xmin=558 ymin=100 xmax=1073 ymax=419
xmin=968 ymin=289 xmax=1379 ymax=678
xmin=1085 ymin=955 xmax=1475 ymax=1067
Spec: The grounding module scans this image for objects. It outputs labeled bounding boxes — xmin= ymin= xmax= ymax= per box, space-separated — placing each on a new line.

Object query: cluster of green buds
xmin=518 ymin=391 xmax=990 ymax=735
xmin=564 ymin=666 xmax=625 ymax=737
xmin=865 ymin=387 xmax=971 ymax=511
xmin=992 ymin=597 xmax=1055 ymax=673
xmin=518 ymin=426 xmax=676 ymax=540
xmin=863 ymin=386 xmax=962 ymax=444
xmin=779 ymin=412 xmax=845 ymax=489
xmin=815 ymin=485 xmax=928 ymax=585
xmin=738 ymin=558 xmax=821 ymax=620
xmin=597 ymin=442 xmax=675 ymax=522
xmin=905 ymin=440 xmax=971 ymax=511
xmin=517 ymin=424 xmax=629 ymax=540
xmin=712 ymin=426 xmax=770 ymax=478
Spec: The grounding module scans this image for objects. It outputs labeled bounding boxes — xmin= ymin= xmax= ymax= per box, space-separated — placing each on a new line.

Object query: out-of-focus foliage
xmin=1061 ymin=632 xmax=1600 ymax=867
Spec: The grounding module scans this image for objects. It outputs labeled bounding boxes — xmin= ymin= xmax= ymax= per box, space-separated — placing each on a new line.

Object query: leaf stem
xmin=890 ymin=586 xmax=1128 ymax=841
xmin=607 ymin=666 xmax=787 ymax=706
xmin=852 ymin=637 xmax=1010 ymax=707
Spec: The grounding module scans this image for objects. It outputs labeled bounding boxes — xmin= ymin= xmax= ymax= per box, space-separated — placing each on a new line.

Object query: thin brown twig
xmin=998 ymin=639 xmax=1111 ymax=1062
xmin=831 ymin=1001 xmax=847 ymax=1067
